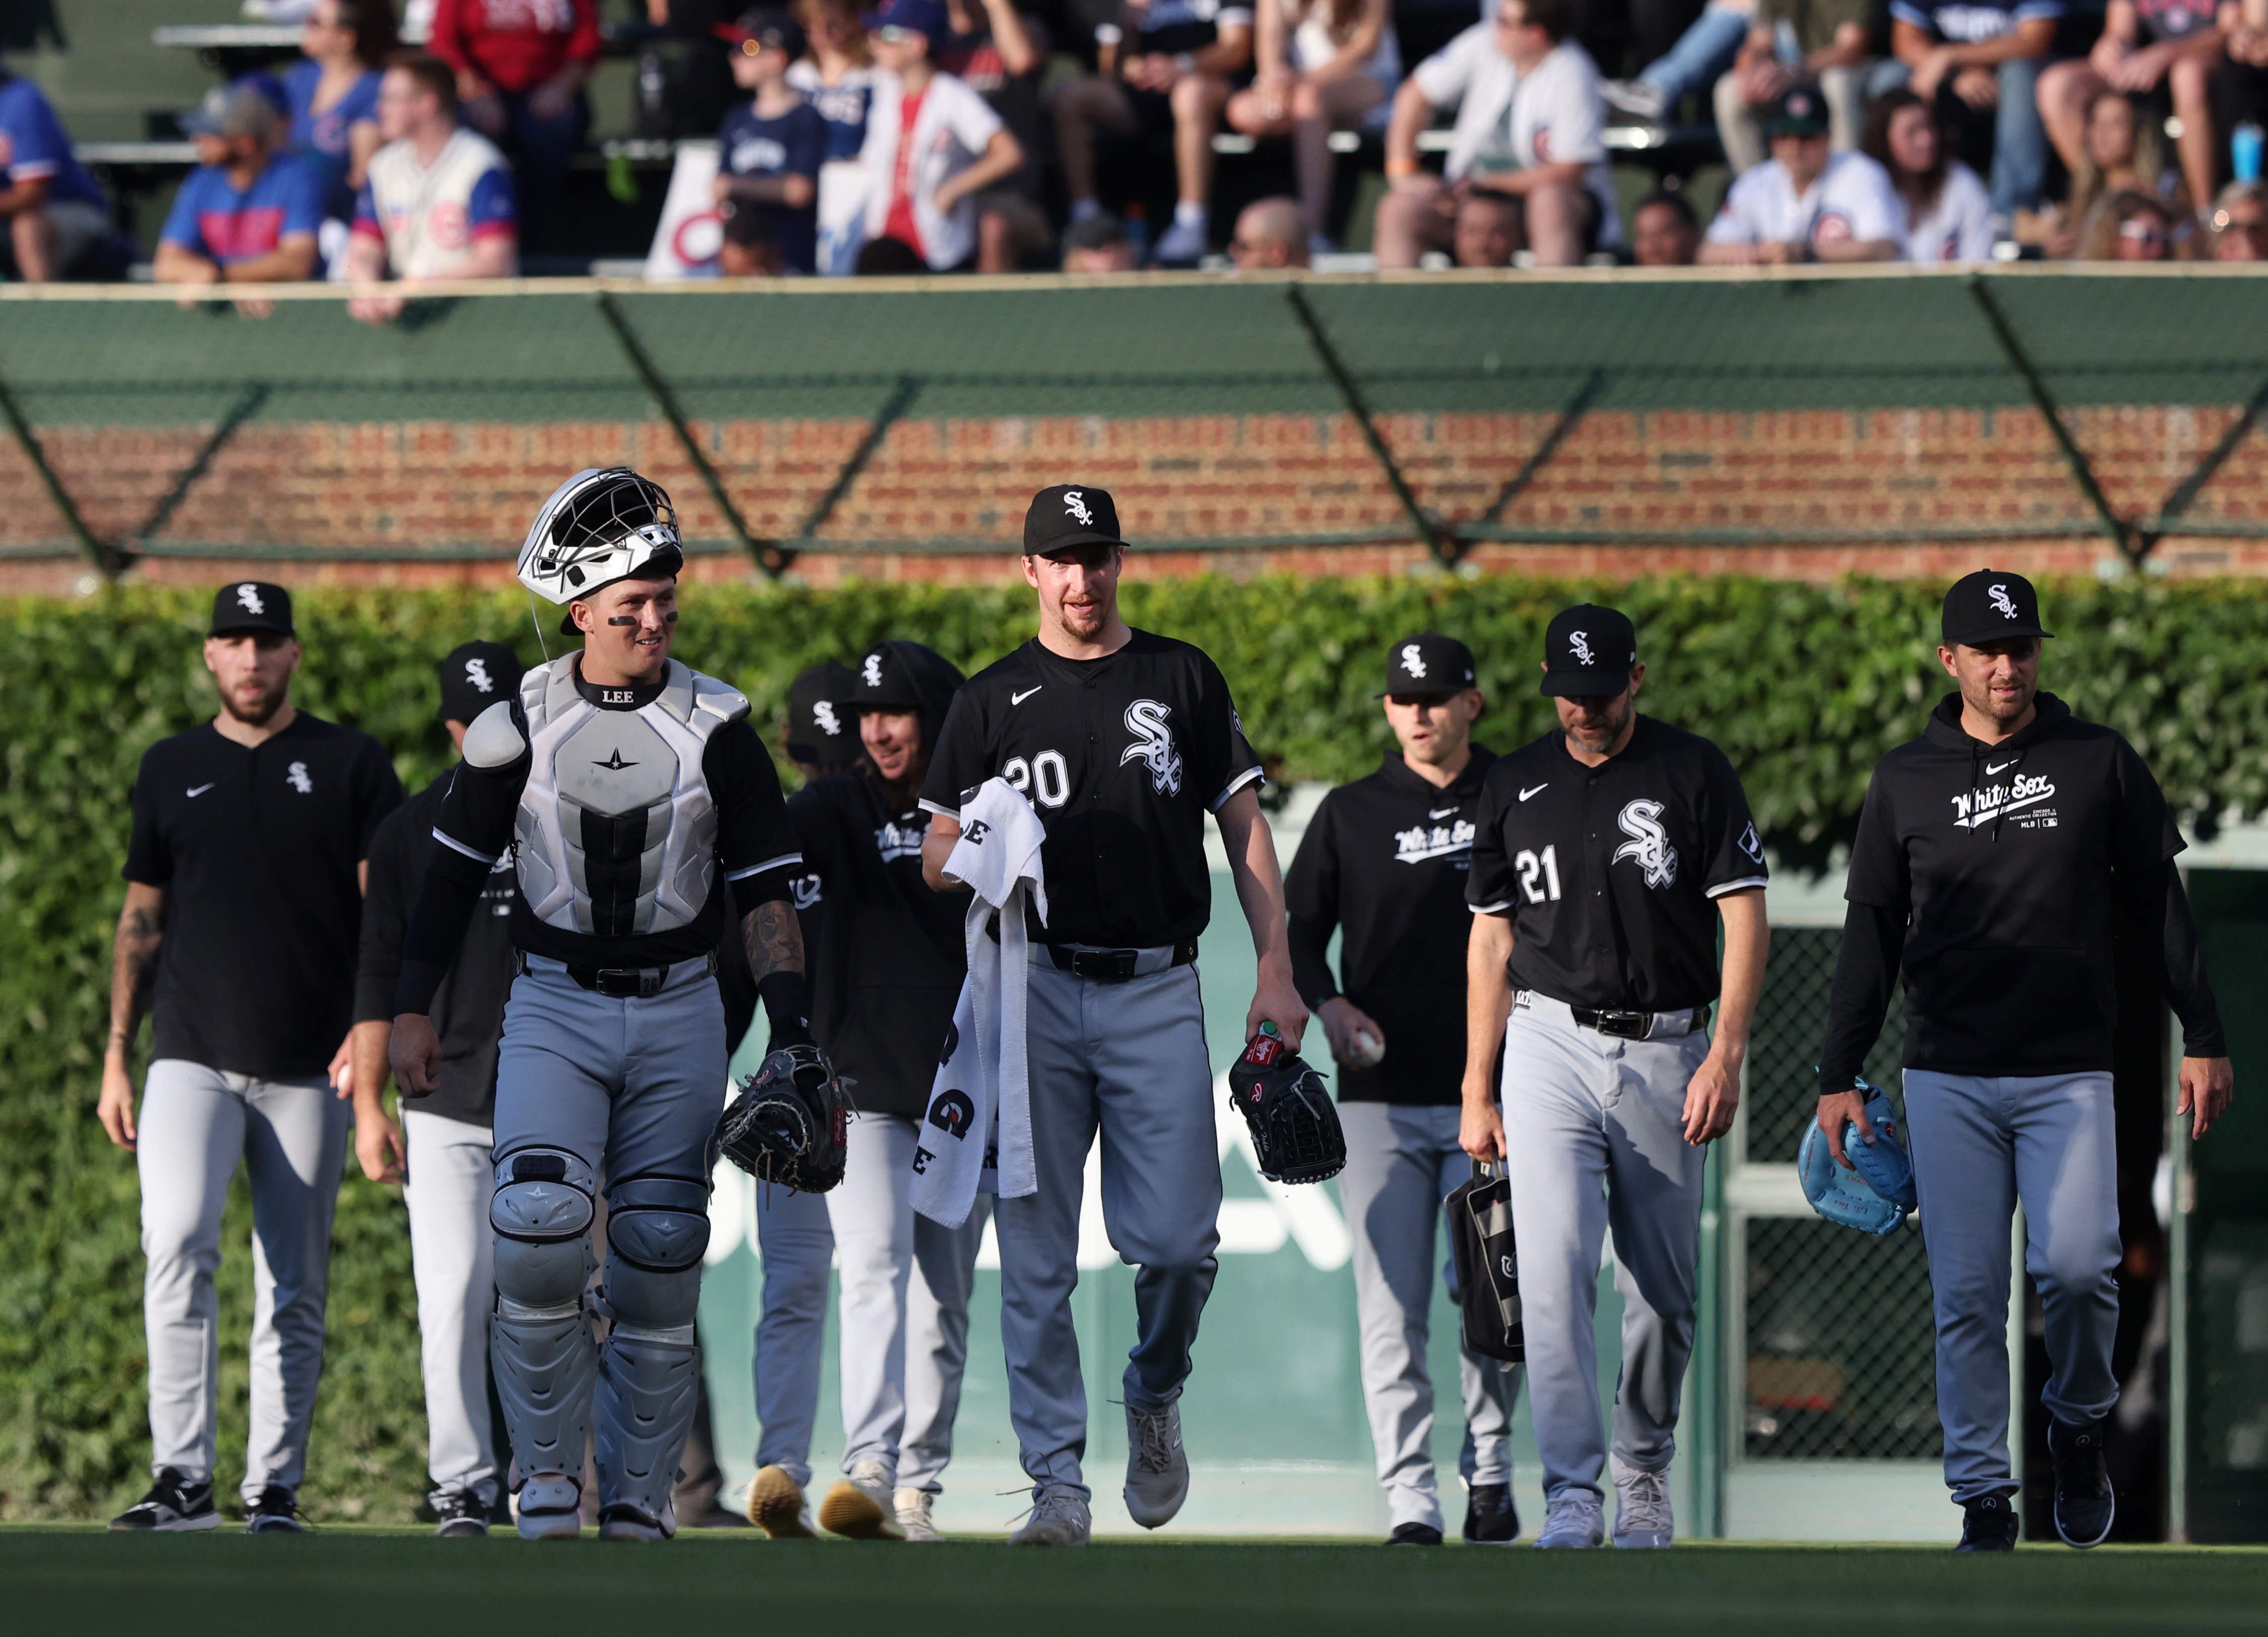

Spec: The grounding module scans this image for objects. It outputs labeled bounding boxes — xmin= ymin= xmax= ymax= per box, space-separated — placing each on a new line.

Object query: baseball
xmin=1349 ymin=1028 xmax=1385 ymax=1068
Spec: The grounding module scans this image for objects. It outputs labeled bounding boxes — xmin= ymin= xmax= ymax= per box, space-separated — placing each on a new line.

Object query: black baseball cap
xmin=786 ymin=661 xmax=858 ymax=767
xmin=437 ymin=640 xmax=523 ymax=725
xmin=1378 ymin=632 xmax=1477 ymax=696
xmin=1024 ymin=482 xmax=1126 ymax=555
xmin=1942 ymin=569 xmax=2054 ymax=647
xmin=849 ymin=642 xmax=924 ymax=710
xmin=1540 ymin=604 xmax=1638 ymax=698
xmin=1762 ymin=82 xmax=1831 ymax=138
xmin=210 ymin=580 xmax=294 ymax=637
xmin=723 ymin=7 xmax=807 ymax=59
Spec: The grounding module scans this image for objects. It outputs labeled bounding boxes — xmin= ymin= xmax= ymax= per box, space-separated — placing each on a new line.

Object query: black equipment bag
xmin=1445 ymin=1159 xmax=1523 ymax=1364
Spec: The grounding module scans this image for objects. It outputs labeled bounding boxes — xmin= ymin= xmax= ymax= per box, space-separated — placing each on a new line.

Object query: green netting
xmin=1745 ymin=926 xmax=1909 ymax=1169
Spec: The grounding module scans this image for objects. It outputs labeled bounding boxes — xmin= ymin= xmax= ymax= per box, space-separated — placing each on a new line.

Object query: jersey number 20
xmin=1004 ymin=750 xmax=1070 ymax=809
xmin=1515 ymin=845 xmax=1562 ymax=903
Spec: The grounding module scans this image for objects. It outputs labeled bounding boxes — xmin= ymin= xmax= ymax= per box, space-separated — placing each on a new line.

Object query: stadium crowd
xmin=8 ymin=0 xmax=2268 ymax=283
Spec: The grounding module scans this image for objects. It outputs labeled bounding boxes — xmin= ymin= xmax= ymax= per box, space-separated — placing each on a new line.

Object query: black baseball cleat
xmin=1464 ymin=1482 xmax=1521 ymax=1544
xmin=1956 ymin=1491 xmax=2020 ymax=1552
xmin=245 ymin=1484 xmax=307 ymax=1533
xmin=2049 ymin=1417 xmax=2116 ymax=1548
xmin=109 ymin=1468 xmax=220 ymax=1533
xmin=1387 ymin=1522 xmax=1444 ymax=1545
xmin=432 ymin=1488 xmax=491 ymax=1538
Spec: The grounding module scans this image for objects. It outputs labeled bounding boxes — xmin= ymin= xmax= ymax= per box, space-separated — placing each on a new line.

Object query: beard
xmin=219 ymin=679 xmax=286 ymax=728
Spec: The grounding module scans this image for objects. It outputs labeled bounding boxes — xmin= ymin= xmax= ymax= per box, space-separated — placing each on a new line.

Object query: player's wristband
xmin=758 ymin=969 xmax=812 ymax=1047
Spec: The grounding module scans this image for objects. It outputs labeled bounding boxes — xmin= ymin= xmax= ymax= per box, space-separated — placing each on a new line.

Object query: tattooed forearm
xmin=108 ymin=884 xmax=166 ymax=1054
xmin=743 ymin=898 xmax=805 ymax=982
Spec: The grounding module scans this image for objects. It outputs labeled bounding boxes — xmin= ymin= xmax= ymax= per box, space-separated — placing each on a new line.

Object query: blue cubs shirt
xmin=283 ymin=59 xmax=382 ymax=218
xmin=160 ymin=151 xmax=326 ymax=264
xmin=1889 ymin=0 xmax=2062 ymax=40
xmin=0 ymin=76 xmax=105 ymax=210
xmin=716 ymin=98 xmax=827 ymax=274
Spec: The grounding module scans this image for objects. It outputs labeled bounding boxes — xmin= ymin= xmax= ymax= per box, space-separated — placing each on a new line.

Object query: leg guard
xmin=594 ymin=1175 xmax=709 ymax=1528
xmin=490 ymin=1148 xmax=599 ymax=1511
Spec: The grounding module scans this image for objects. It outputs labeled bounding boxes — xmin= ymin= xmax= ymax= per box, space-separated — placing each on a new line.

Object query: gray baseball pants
xmin=1498 ymin=999 xmax=1708 ymax=1505
xmin=998 ymin=955 xmax=1221 ymax=1499
xmin=1338 ymin=1099 xmax=1520 ymax=1533
xmin=137 ymin=1059 xmax=349 ymax=1503
xmin=401 ymin=1107 xmax=498 ymax=1508
xmin=1901 ymin=1069 xmax=2122 ymax=1503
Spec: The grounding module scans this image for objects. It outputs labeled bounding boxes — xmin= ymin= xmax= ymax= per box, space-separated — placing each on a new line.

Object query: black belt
xmin=1044 ymin=940 xmax=1199 ymax=984
xmin=1568 ymin=1003 xmax=1708 ymax=1040
xmin=523 ymin=950 xmax=717 ymax=998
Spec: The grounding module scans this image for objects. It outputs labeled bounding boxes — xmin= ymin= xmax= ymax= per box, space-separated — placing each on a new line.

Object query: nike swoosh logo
xmin=186 ymin=782 xmax=216 ymax=798
xmin=1429 ymin=806 xmax=1458 ymax=819
xmin=1519 ymin=783 xmax=1548 ymax=802
xmin=1985 ymin=760 xmax=2017 ymax=775
xmin=1011 ymin=687 xmax=1043 ymax=706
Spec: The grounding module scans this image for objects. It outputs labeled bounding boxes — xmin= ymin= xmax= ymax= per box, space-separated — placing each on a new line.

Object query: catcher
xmin=391 ymin=468 xmax=809 ymax=1541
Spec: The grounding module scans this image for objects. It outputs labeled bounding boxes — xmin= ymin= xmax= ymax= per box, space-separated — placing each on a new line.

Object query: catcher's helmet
xmin=517 ymin=467 xmax=685 ymax=615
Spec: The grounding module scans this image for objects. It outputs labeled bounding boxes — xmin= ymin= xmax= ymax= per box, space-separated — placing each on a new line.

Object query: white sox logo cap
xmin=1378 ymin=631 xmax=1477 ymax=696
xmin=1024 ymin=482 xmax=1126 ymax=555
xmin=1942 ymin=568 xmax=2053 ymax=647
xmin=437 ymin=640 xmax=524 ymax=725
xmin=1541 ymin=603 xmax=1637 ymax=698
xmin=209 ymin=580 xmax=294 ymax=638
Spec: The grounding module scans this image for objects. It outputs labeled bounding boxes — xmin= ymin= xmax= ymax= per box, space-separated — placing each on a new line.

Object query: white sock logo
xmin=1567 ymin=630 xmax=1595 ymax=665
xmin=1120 ymin=698 xmax=1184 ymax=796
xmin=811 ymin=700 xmax=843 ymax=737
xmin=1400 ymin=643 xmax=1426 ymax=679
xmin=1988 ymin=583 xmax=2019 ymax=619
xmin=1612 ymin=799 xmax=1677 ymax=888
xmin=236 ymin=583 xmax=264 ymax=615
xmin=465 ymin=658 xmax=494 ymax=693
xmin=862 ymin=653 xmax=885 ymax=688
xmin=286 ymin=761 xmax=313 ymax=794
xmin=1063 ymin=489 xmax=1094 ymax=526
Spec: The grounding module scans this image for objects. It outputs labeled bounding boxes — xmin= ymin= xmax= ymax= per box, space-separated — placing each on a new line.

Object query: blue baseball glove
xmin=1798 ymin=1078 xmax=1917 ymax=1236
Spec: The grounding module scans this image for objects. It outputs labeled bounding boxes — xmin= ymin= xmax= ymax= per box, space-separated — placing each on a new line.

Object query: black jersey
xmin=124 ymin=712 xmax=402 ymax=1078
xmin=1467 ymin=716 xmax=1767 ymax=1013
xmin=920 ymin=629 xmax=1263 ymax=948
xmin=1286 ymin=747 xmax=1497 ymax=1104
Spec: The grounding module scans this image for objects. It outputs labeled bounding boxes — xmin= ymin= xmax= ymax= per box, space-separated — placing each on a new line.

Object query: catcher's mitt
xmin=1797 ymin=1078 xmax=1916 ymax=1236
xmin=1227 ymin=1026 xmax=1346 ymax=1185
xmin=716 ymin=1042 xmax=850 ymax=1192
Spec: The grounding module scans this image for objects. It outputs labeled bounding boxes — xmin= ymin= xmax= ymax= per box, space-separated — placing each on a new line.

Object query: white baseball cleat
xmin=1124 ymin=1403 xmax=1189 ymax=1529
xmin=895 ymin=1488 xmax=945 ymax=1543
xmin=1009 ymin=1486 xmax=1092 ymax=1546
xmin=515 ymin=1473 xmax=584 ymax=1540
xmin=747 ymin=1465 xmax=817 ymax=1539
xmin=1611 ymin=1456 xmax=1674 ymax=1548
xmin=1534 ymin=1491 xmax=1605 ymax=1549
xmin=819 ymin=1459 xmax=907 ymax=1540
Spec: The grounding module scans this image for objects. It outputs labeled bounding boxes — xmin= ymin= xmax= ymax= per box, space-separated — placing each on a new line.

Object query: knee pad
xmin=492 ymin=1147 xmax=598 ymax=1307
xmin=605 ymin=1173 xmax=710 ymax=1272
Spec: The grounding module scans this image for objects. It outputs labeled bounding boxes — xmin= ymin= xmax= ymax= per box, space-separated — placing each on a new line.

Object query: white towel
xmin=910 ymin=778 xmax=1048 ymax=1229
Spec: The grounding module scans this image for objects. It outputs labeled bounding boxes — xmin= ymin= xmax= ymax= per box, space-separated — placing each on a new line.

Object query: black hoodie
xmin=1818 ymin=690 xmax=2224 ymax=1085
xmin=787 ymin=641 xmax=969 ymax=1116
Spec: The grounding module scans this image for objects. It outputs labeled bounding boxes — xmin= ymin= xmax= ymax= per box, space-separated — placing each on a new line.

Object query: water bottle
xmin=2236 ymin=122 xmax=2263 ymax=185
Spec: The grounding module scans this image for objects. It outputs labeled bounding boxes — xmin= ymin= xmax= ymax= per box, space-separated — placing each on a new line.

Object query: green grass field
xmin=7 ymin=1529 xmax=2263 ymax=1636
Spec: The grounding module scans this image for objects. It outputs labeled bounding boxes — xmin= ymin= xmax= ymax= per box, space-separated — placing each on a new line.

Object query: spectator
xmin=2077 ymin=184 xmax=2176 ymax=254
xmin=1867 ymin=0 xmax=2058 ymax=228
xmin=2040 ymin=0 xmax=2226 ymax=220
xmin=720 ymin=200 xmax=788 ymax=272
xmin=1375 ymin=0 xmax=1621 ymax=269
xmin=936 ymin=0 xmax=1055 ymax=269
xmin=1698 ymin=81 xmax=1900 ymax=260
xmin=427 ymin=0 xmax=601 ymax=246
xmin=788 ymin=0 xmax=879 ymax=274
xmin=1628 ymin=186 xmax=1703 ymax=260
xmin=1714 ymin=0 xmax=1872 ymax=173
xmin=1054 ymin=0 xmax=1255 ymax=265
xmin=286 ymin=0 xmax=395 ymax=244
xmin=714 ymin=9 xmax=828 ymax=275
xmin=1060 ymin=210 xmax=1140 ymax=268
xmin=856 ymin=0 xmax=1026 ymax=271
xmin=638 ymin=0 xmax=743 ymax=139
xmin=0 ymin=69 xmax=113 ymax=283
xmin=1225 ymin=0 xmax=1401 ymax=252
xmin=1229 ymin=192 xmax=1311 ymax=263
xmin=1864 ymin=85 xmax=1995 ymax=258
xmin=345 ymin=51 xmax=518 ymax=323
xmin=156 ymin=84 xmax=325 ymax=311
xmin=2210 ymin=176 xmax=2268 ymax=254
xmin=1453 ymin=188 xmax=1522 ymax=262
xmin=1604 ymin=0 xmax=1756 ymax=123
xmin=2040 ymin=87 xmax=2191 ymax=253
xmin=2213 ymin=0 xmax=2268 ymax=173
xmin=854 ymin=231 xmax=929 ymax=269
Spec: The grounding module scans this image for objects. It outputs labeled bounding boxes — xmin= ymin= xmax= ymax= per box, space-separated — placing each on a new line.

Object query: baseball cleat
xmin=895 ymin=1488 xmax=945 ymax=1543
xmin=1009 ymin=1486 xmax=1092 ymax=1546
xmin=1387 ymin=1522 xmax=1444 ymax=1545
xmin=515 ymin=1472 xmax=584 ymax=1540
xmin=109 ymin=1468 xmax=220 ymax=1533
xmin=597 ymin=1499 xmax=676 ymax=1541
xmin=432 ymin=1487 xmax=491 ymax=1538
xmin=1124 ymin=1403 xmax=1189 ymax=1529
xmin=747 ymin=1465 xmax=817 ymax=1538
xmin=1956 ymin=1491 xmax=2020 ymax=1552
xmin=1610 ymin=1456 xmax=1674 ymax=1548
xmin=1463 ymin=1482 xmax=1519 ymax=1544
xmin=2049 ymin=1419 xmax=2115 ymax=1548
xmin=244 ymin=1484 xmax=307 ymax=1533
xmin=1534 ymin=1492 xmax=1605 ymax=1548
xmin=820 ymin=1460 xmax=907 ymax=1540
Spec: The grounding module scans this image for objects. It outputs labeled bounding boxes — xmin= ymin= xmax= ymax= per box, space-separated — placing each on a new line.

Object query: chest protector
xmin=512 ymin=656 xmax=749 ymax=938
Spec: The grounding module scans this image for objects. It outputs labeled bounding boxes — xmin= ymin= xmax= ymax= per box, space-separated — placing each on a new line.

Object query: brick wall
xmin=5 ymin=403 xmax=2264 ymax=596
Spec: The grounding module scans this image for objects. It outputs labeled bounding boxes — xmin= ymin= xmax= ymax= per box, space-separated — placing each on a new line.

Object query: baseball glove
xmin=1227 ymin=1038 xmax=1347 ymax=1185
xmin=715 ymin=1042 xmax=850 ymax=1193
xmin=1798 ymin=1077 xmax=1917 ymax=1236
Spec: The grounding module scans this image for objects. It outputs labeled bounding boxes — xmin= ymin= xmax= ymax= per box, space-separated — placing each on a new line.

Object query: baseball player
xmin=348 ymin=640 xmax=525 ymax=1537
xmin=390 ymin=468 xmax=807 ymax=1541
xmin=1285 ymin=632 xmax=1522 ymax=1547
xmin=917 ymin=483 xmax=1305 ymax=1546
xmin=1816 ymin=570 xmax=2232 ymax=1553
xmin=103 ymin=582 xmax=403 ymax=1533
xmin=1461 ymin=604 xmax=1770 ymax=1550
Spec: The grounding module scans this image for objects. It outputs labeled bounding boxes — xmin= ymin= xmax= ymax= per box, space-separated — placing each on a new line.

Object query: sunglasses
xmin=2119 ymin=220 xmax=2168 ymax=247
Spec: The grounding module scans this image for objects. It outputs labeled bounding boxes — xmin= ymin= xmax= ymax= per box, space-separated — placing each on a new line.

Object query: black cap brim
xmin=210 ymin=621 xmax=292 ymax=638
xmin=1541 ymin=671 xmax=1633 ymax=699
xmin=1025 ymin=531 xmax=1125 ymax=557
xmin=1945 ymin=623 xmax=2054 ymax=646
